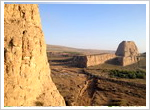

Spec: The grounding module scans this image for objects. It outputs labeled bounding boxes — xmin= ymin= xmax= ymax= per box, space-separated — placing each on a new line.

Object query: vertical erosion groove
xmin=4 ymin=4 xmax=65 ymax=106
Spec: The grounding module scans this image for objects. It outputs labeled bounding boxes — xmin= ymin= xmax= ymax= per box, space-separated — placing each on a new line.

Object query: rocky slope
xmin=4 ymin=4 xmax=65 ymax=106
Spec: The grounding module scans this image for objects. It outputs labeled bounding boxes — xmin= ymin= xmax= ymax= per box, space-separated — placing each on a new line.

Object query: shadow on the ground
xmin=48 ymin=57 xmax=77 ymax=67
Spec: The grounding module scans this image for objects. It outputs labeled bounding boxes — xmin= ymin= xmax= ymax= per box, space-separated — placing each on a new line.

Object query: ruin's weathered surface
xmin=73 ymin=54 xmax=116 ymax=67
xmin=115 ymin=41 xmax=140 ymax=66
xmin=73 ymin=41 xmax=140 ymax=67
xmin=4 ymin=4 xmax=65 ymax=106
xmin=115 ymin=41 xmax=139 ymax=57
xmin=117 ymin=56 xmax=140 ymax=66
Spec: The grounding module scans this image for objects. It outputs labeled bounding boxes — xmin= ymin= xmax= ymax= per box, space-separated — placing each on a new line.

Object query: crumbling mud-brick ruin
xmin=73 ymin=41 xmax=140 ymax=67
xmin=4 ymin=4 xmax=65 ymax=106
xmin=115 ymin=41 xmax=140 ymax=66
xmin=73 ymin=54 xmax=116 ymax=68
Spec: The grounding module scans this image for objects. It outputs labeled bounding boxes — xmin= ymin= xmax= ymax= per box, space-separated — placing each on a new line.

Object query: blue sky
xmin=39 ymin=4 xmax=146 ymax=52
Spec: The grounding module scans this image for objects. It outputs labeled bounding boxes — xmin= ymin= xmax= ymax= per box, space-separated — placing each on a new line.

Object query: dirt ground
xmin=49 ymin=56 xmax=146 ymax=106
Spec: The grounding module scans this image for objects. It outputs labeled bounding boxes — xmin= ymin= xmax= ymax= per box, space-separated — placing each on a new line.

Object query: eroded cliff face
xmin=4 ymin=4 xmax=65 ymax=106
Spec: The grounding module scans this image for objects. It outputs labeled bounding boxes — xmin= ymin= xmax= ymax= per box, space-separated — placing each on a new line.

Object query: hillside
xmin=47 ymin=44 xmax=115 ymax=55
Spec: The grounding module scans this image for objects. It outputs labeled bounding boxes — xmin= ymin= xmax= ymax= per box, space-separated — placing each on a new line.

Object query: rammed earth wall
xmin=73 ymin=54 xmax=116 ymax=67
xmin=4 ymin=4 xmax=65 ymax=106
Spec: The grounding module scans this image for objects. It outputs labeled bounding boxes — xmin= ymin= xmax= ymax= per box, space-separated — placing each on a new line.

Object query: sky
xmin=39 ymin=4 xmax=146 ymax=53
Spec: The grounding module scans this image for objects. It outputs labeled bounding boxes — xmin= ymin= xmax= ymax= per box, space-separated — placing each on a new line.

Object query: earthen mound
xmin=115 ymin=41 xmax=139 ymax=57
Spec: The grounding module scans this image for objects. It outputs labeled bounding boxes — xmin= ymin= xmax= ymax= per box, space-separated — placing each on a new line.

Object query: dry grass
xmin=48 ymin=53 xmax=146 ymax=106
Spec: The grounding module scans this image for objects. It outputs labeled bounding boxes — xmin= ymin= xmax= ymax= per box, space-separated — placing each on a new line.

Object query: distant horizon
xmin=46 ymin=43 xmax=146 ymax=53
xmin=39 ymin=4 xmax=146 ymax=53
xmin=47 ymin=43 xmax=115 ymax=51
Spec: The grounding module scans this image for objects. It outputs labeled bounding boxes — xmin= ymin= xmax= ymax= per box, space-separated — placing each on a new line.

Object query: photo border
xmin=1 ymin=0 xmax=149 ymax=110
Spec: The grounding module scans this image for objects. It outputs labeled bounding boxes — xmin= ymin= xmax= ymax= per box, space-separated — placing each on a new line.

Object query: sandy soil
xmin=49 ymin=56 xmax=146 ymax=106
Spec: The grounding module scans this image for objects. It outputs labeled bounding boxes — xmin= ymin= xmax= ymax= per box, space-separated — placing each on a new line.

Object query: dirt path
xmin=75 ymin=78 xmax=98 ymax=106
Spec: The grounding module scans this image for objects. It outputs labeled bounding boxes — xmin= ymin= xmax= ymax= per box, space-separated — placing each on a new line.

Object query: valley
xmin=48 ymin=51 xmax=146 ymax=106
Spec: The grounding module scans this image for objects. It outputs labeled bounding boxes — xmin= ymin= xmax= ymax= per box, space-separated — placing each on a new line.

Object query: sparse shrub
xmin=136 ymin=70 xmax=146 ymax=79
xmin=109 ymin=69 xmax=146 ymax=79
xmin=128 ymin=72 xmax=136 ymax=79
